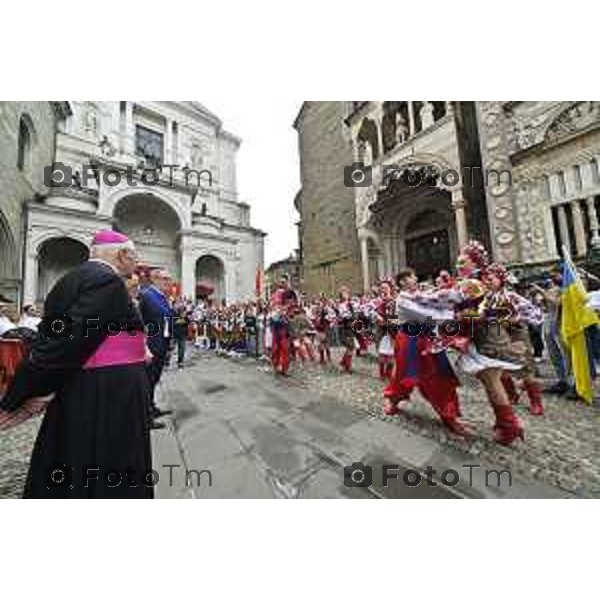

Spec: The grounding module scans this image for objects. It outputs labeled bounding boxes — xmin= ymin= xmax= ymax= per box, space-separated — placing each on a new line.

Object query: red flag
xmin=255 ymin=266 xmax=263 ymax=298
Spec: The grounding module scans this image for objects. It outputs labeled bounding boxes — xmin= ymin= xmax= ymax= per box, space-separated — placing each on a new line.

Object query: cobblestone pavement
xmin=282 ymin=347 xmax=600 ymax=498
xmin=1 ymin=345 xmax=598 ymax=498
xmin=0 ymin=417 xmax=40 ymax=498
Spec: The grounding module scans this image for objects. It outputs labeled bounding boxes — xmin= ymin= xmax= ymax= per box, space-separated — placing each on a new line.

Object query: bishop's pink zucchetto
xmin=91 ymin=230 xmax=130 ymax=246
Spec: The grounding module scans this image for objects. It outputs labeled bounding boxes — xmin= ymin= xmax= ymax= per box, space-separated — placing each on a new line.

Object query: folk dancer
xmin=383 ymin=268 xmax=469 ymax=437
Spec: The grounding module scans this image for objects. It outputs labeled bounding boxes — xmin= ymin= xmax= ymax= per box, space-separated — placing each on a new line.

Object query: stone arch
xmin=0 ymin=212 xmax=19 ymax=302
xmin=393 ymin=152 xmax=455 ymax=176
xmin=17 ymin=113 xmax=37 ymax=172
xmin=102 ymin=187 xmax=190 ymax=230
xmin=401 ymin=205 xmax=454 ymax=280
xmin=356 ymin=117 xmax=380 ymax=163
xmin=389 ymin=195 xmax=456 ymax=279
xmin=37 ymin=237 xmax=89 ymax=301
xmin=195 ymin=254 xmax=226 ymax=304
xmin=113 ymin=193 xmax=183 ymax=279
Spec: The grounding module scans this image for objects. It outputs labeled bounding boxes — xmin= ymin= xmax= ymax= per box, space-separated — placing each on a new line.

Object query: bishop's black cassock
xmin=0 ymin=260 xmax=153 ymax=498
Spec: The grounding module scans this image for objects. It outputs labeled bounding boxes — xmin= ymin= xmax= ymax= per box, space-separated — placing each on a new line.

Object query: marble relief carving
xmin=477 ymin=102 xmax=520 ymax=262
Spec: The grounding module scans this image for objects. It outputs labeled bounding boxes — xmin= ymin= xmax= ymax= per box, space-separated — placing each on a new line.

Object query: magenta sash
xmin=83 ymin=333 xmax=147 ymax=370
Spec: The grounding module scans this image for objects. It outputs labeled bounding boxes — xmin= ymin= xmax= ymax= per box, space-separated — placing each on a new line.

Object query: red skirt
xmin=384 ymin=332 xmax=460 ymax=421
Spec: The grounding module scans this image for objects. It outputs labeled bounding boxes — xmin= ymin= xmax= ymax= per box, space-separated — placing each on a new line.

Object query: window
xmin=557 ymin=171 xmax=567 ymax=197
xmin=591 ymin=158 xmax=600 ymax=184
xmin=573 ymin=164 xmax=582 ymax=191
xmin=541 ymin=175 xmax=551 ymax=199
xmin=17 ymin=115 xmax=33 ymax=171
xmin=135 ymin=125 xmax=163 ymax=168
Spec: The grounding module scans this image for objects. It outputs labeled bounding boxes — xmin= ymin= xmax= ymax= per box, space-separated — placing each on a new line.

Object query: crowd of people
xmin=1 ymin=229 xmax=598 ymax=497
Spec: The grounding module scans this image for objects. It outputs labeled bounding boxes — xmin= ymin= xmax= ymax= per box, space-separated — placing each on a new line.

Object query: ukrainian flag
xmin=560 ymin=256 xmax=599 ymax=403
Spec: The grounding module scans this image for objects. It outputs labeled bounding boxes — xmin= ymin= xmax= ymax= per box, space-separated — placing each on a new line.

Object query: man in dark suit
xmin=139 ymin=268 xmax=175 ymax=429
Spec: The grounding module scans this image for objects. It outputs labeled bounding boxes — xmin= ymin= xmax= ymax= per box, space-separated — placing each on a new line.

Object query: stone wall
xmin=0 ymin=101 xmax=57 ymax=302
xmin=294 ymin=102 xmax=361 ymax=296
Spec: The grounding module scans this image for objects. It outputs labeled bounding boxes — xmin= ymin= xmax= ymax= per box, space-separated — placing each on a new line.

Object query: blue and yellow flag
xmin=560 ymin=257 xmax=598 ymax=403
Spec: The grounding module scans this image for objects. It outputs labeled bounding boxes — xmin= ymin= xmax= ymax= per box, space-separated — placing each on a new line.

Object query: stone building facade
xmin=264 ymin=253 xmax=301 ymax=298
xmin=294 ymin=102 xmax=362 ymax=296
xmin=295 ymin=101 xmax=600 ymax=291
xmin=0 ymin=101 xmax=265 ymax=306
xmin=295 ymin=101 xmax=489 ymax=291
xmin=0 ymin=101 xmax=66 ymax=303
xmin=476 ymin=101 xmax=600 ymax=266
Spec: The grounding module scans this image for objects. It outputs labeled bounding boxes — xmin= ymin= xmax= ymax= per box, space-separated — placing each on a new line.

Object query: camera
xmin=44 ymin=463 xmax=74 ymax=489
xmin=344 ymin=162 xmax=372 ymax=188
xmin=343 ymin=462 xmax=373 ymax=488
xmin=38 ymin=313 xmax=74 ymax=340
xmin=44 ymin=161 xmax=72 ymax=187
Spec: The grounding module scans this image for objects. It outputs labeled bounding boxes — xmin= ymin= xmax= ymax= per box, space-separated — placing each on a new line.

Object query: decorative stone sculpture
xmin=83 ymin=102 xmax=97 ymax=134
xmin=99 ymin=135 xmax=116 ymax=157
xmin=358 ymin=139 xmax=373 ymax=166
xmin=395 ymin=112 xmax=408 ymax=145
xmin=191 ymin=142 xmax=204 ymax=169
xmin=420 ymin=102 xmax=435 ymax=129
xmin=545 ymin=101 xmax=600 ymax=142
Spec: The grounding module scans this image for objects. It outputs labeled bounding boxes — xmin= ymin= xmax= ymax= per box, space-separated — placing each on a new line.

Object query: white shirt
xmin=0 ymin=315 xmax=16 ymax=336
xmin=19 ymin=314 xmax=41 ymax=331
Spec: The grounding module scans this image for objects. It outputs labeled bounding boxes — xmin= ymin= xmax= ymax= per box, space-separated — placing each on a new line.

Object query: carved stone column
xmin=571 ymin=200 xmax=587 ymax=257
xmin=451 ymin=190 xmax=468 ymax=249
xmin=373 ymin=102 xmax=384 ymax=159
xmin=165 ymin=118 xmax=173 ymax=165
xmin=359 ymin=234 xmax=370 ymax=292
xmin=180 ymin=236 xmax=196 ymax=301
xmin=556 ymin=204 xmax=571 ymax=256
xmin=23 ymin=252 xmax=38 ymax=304
xmin=125 ymin=101 xmax=135 ymax=156
xmin=587 ymin=196 xmax=600 ymax=248
xmin=407 ymin=102 xmax=416 ymax=137
xmin=475 ymin=102 xmax=521 ymax=263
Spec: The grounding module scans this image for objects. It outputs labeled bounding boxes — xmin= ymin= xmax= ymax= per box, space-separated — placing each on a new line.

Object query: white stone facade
xmin=21 ymin=101 xmax=264 ymax=304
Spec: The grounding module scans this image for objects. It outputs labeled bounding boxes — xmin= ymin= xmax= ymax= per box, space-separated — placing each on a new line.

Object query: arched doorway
xmin=0 ymin=213 xmax=18 ymax=302
xmin=37 ymin=237 xmax=89 ymax=301
xmin=113 ymin=194 xmax=181 ymax=279
xmin=404 ymin=209 xmax=452 ymax=280
xmin=196 ymin=255 xmax=225 ymax=305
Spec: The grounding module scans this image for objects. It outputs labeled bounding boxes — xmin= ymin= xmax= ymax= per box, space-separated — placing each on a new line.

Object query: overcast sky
xmin=202 ymin=99 xmax=302 ymax=266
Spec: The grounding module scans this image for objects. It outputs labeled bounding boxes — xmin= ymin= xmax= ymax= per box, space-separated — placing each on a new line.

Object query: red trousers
xmin=384 ymin=333 xmax=461 ymax=422
xmin=271 ymin=327 xmax=290 ymax=374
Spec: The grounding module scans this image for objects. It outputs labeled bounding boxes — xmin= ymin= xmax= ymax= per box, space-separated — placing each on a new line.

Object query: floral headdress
xmin=482 ymin=262 xmax=509 ymax=286
xmin=435 ymin=270 xmax=455 ymax=289
xmin=378 ymin=277 xmax=395 ymax=289
xmin=458 ymin=240 xmax=490 ymax=270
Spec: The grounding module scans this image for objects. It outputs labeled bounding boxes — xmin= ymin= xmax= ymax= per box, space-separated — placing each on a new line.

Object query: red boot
xmin=501 ymin=373 xmax=520 ymax=405
xmin=492 ymin=404 xmax=525 ymax=446
xmin=524 ymin=381 xmax=544 ymax=416
xmin=346 ymin=353 xmax=353 ymax=374
xmin=340 ymin=353 xmax=353 ymax=374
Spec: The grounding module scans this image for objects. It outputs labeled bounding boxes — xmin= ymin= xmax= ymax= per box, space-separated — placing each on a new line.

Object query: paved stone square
xmin=2 ymin=348 xmax=598 ymax=499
